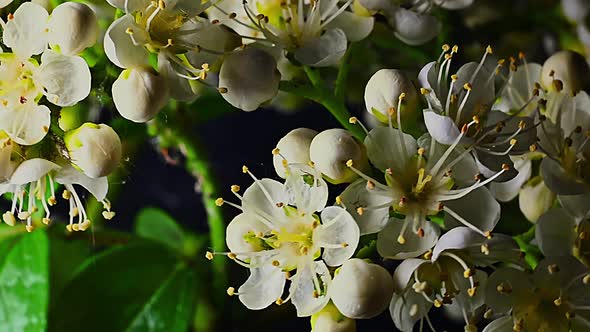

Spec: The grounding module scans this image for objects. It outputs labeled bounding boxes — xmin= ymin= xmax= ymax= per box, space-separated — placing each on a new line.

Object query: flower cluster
xmin=0 ymin=1 xmax=121 ymax=232
xmin=212 ymin=45 xmax=590 ymax=332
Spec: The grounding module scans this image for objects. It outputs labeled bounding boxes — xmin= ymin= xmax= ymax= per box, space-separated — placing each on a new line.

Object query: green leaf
xmin=0 ymin=231 xmax=49 ymax=332
xmin=49 ymin=243 xmax=197 ymax=332
xmin=134 ymin=207 xmax=185 ymax=252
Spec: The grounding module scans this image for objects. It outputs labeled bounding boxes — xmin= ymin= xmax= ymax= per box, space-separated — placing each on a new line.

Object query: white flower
xmin=484 ymin=256 xmax=590 ymax=332
xmin=112 ymin=67 xmax=169 ymax=123
xmin=0 ymin=157 xmax=111 ymax=232
xmin=391 ymin=227 xmax=519 ymax=332
xmin=340 ymin=123 xmax=502 ymax=259
xmin=273 ymin=128 xmax=318 ymax=179
xmin=207 ymin=0 xmax=374 ymax=66
xmin=535 ymin=207 xmax=590 ymax=260
xmin=541 ymin=50 xmax=590 ymax=95
xmin=309 ymin=129 xmax=369 ymax=184
xmin=364 ymin=69 xmax=418 ymax=124
xmin=214 ymin=163 xmax=359 ymax=316
xmin=47 ymin=2 xmax=99 ymax=55
xmin=65 ymin=123 xmax=122 ymax=179
xmin=420 ymin=45 xmax=537 ymax=181
xmin=218 ymin=47 xmax=281 ymax=111
xmin=329 ymin=258 xmax=394 ymax=319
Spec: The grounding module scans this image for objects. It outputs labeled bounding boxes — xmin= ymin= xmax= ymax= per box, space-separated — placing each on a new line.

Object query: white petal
xmin=489 ymin=157 xmax=532 ymax=202
xmin=392 ymin=258 xmax=428 ymax=292
xmin=291 ymin=261 xmax=331 ymax=317
xmin=3 ymin=2 xmax=49 ymax=59
xmin=219 ymin=47 xmax=280 ymax=111
xmin=443 ymin=187 xmax=500 ymax=233
xmin=484 ymin=267 xmax=531 ymax=314
xmin=340 ymin=179 xmax=393 ymax=235
xmin=157 ymin=53 xmax=200 ymax=102
xmin=389 ymin=287 xmax=432 ymax=331
xmin=482 ymin=317 xmax=514 ymax=332
xmin=106 ymin=0 xmax=148 ymax=12
xmin=242 ymin=178 xmax=289 ymax=225
xmin=47 ymin=2 xmax=98 ymax=55
xmin=0 ymin=104 xmax=51 ymax=145
xmin=535 ymin=208 xmax=576 ymax=257
xmin=327 ymin=12 xmax=374 ymax=42
xmin=317 ymin=206 xmax=359 ymax=266
xmin=35 ymin=51 xmax=91 ymax=107
xmin=518 ymin=176 xmax=556 ymax=222
xmin=10 ymin=158 xmax=59 ymax=185
xmin=434 ymin=0 xmax=474 ymax=9
xmin=225 ymin=212 xmax=271 ymax=255
xmin=364 ymin=127 xmax=418 ymax=172
xmin=541 ymin=157 xmax=587 ymax=195
xmin=423 ymin=110 xmax=462 ymax=145
xmin=364 ymin=69 xmax=418 ymax=121
xmin=112 ymin=67 xmax=169 ymax=123
xmin=273 ymin=128 xmax=317 ymax=179
xmin=392 ymin=9 xmax=441 ymax=46
xmin=284 ymin=164 xmax=328 ymax=214
xmin=377 ymin=217 xmax=439 ymax=259
xmin=431 ymin=227 xmax=483 ymax=261
xmin=0 ymin=0 xmax=13 ymax=8
xmin=103 ymin=15 xmax=149 ymax=69
xmin=238 ymin=258 xmax=286 ymax=310
xmin=558 ymin=192 xmax=590 ymax=222
xmin=294 ymin=28 xmax=347 ymax=67
xmin=54 ymin=165 xmax=108 ymax=201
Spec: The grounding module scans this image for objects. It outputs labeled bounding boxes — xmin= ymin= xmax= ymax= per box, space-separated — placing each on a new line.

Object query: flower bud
xmin=364 ymin=69 xmax=418 ymax=124
xmin=218 ymin=48 xmax=281 ymax=112
xmin=562 ymin=0 xmax=590 ymax=23
xmin=329 ymin=259 xmax=394 ymax=319
xmin=0 ymin=132 xmax=18 ymax=182
xmin=65 ymin=123 xmax=122 ymax=178
xmin=309 ymin=129 xmax=368 ymax=184
xmin=541 ymin=50 xmax=590 ymax=94
xmin=273 ymin=128 xmax=318 ymax=178
xmin=47 ymin=2 xmax=98 ymax=55
xmin=519 ymin=176 xmax=556 ymax=223
xmin=311 ymin=302 xmax=356 ymax=332
xmin=112 ymin=67 xmax=169 ymax=123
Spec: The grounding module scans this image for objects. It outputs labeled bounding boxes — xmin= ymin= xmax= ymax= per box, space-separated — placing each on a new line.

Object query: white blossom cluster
xmin=211 ymin=45 xmax=590 ymax=332
xmin=0 ymin=0 xmax=120 ymax=232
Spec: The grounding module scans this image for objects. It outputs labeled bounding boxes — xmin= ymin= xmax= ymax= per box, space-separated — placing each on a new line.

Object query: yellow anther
xmin=418 ymin=148 xmax=426 ymax=155
xmin=484 ymin=308 xmax=493 ymax=319
xmin=205 ymin=251 xmax=214 ymax=260
xmin=335 ymin=196 xmax=342 ymax=205
xmin=510 ymin=139 xmax=518 ymax=146
xmin=583 ymin=274 xmax=590 ymax=284
xmin=420 ymin=88 xmax=431 ymax=95
xmin=275 ymin=298 xmax=284 ymax=305
xmin=25 ymin=225 xmax=34 ymax=233
xmin=125 ymin=27 xmax=134 ymax=35
xmin=472 ymin=115 xmax=480 ymax=124
xmin=451 ymin=74 xmax=458 ymax=81
xmin=442 ymin=44 xmax=450 ymax=52
xmin=518 ymin=51 xmax=525 ymax=60
xmin=397 ymin=235 xmax=406 ymax=244
xmin=346 ymin=160 xmax=353 ymax=167
xmin=341 ymin=243 xmax=349 ymax=248
xmin=463 ymin=83 xmax=472 ymax=91
xmin=554 ymin=297 xmax=562 ymax=306
xmin=484 ymin=231 xmax=493 ymax=239
xmin=66 ymin=224 xmax=73 ymax=232
xmin=272 ymin=148 xmax=280 ymax=155
xmin=366 ymin=180 xmax=375 ymax=190
xmin=452 ymin=45 xmax=459 ymax=53
xmin=529 ymin=144 xmax=537 ymax=152
xmin=218 ymin=87 xmax=228 ymax=93
xmin=349 ymin=117 xmax=358 ymax=124
xmin=399 ymin=92 xmax=406 ymax=101
xmin=242 ymin=165 xmax=249 ymax=173
xmin=102 ymin=211 xmax=116 ymax=220
xmin=481 ymin=243 xmax=490 ymax=255
xmin=231 ymin=185 xmax=241 ymax=193
xmin=272 ymin=260 xmax=280 ymax=267
xmin=433 ymin=299 xmax=442 ymax=308
xmin=486 ymin=45 xmax=493 ymax=54
xmin=42 ymin=218 xmax=51 ymax=225
xmin=215 ymin=198 xmax=225 ymax=206
xmin=467 ymin=287 xmax=477 ymax=297
xmin=423 ymin=250 xmax=433 ymax=260
xmin=227 ymin=287 xmax=236 ymax=296
xmin=356 ymin=207 xmax=364 ymax=216
xmin=463 ymin=268 xmax=474 ymax=278
xmin=72 ymin=224 xmax=80 ymax=231
xmin=62 ymin=190 xmax=71 ymax=200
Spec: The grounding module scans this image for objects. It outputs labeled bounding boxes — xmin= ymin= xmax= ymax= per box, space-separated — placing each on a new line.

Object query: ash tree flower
xmin=420 ymin=45 xmax=537 ymax=182
xmin=364 ymin=69 xmax=418 ymax=124
xmin=273 ymin=128 xmax=318 ymax=179
xmin=535 ymin=207 xmax=590 ymax=265
xmin=208 ymin=0 xmax=374 ymax=67
xmin=390 ymin=227 xmax=520 ymax=332
xmin=484 ymin=256 xmax=590 ymax=332
xmin=112 ymin=67 xmax=169 ymax=123
xmin=0 ymin=2 xmax=94 ymax=146
xmin=210 ymin=163 xmax=359 ymax=316
xmin=341 ymin=112 xmax=503 ymax=259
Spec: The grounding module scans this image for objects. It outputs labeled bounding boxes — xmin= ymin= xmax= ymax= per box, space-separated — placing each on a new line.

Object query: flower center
xmin=0 ymin=54 xmax=40 ymax=108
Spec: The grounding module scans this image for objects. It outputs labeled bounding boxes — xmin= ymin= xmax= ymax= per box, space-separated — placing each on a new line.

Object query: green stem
xmin=303 ymin=66 xmax=323 ymax=88
xmin=279 ymin=81 xmax=365 ymax=140
xmin=513 ymin=225 xmax=540 ymax=269
xmin=335 ymin=43 xmax=357 ymax=101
